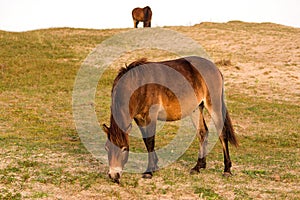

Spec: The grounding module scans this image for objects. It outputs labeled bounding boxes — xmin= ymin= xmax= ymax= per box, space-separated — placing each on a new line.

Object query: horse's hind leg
xmin=190 ymin=103 xmax=208 ymax=174
xmin=144 ymin=20 xmax=151 ymax=27
xmin=219 ymin=110 xmax=234 ymax=176
xmin=205 ymin=97 xmax=233 ymax=176
xmin=219 ymin=131 xmax=232 ymax=176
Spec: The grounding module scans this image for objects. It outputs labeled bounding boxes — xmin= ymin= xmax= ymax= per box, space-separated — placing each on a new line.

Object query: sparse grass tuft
xmin=215 ymin=59 xmax=232 ymax=66
xmin=194 ymin=187 xmax=221 ymax=199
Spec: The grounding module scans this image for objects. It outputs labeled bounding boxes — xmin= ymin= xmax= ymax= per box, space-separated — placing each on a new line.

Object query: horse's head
xmin=102 ymin=123 xmax=130 ymax=184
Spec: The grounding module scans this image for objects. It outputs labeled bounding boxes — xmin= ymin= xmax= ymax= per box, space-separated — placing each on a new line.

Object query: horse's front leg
xmin=142 ymin=135 xmax=159 ymax=178
xmin=133 ymin=20 xmax=139 ymax=28
xmin=134 ymin=117 xmax=159 ymax=179
xmin=190 ymin=105 xmax=208 ymax=174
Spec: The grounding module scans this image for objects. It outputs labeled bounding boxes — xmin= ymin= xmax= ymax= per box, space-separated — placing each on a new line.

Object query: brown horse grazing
xmin=102 ymin=56 xmax=238 ymax=183
xmin=132 ymin=6 xmax=152 ymax=28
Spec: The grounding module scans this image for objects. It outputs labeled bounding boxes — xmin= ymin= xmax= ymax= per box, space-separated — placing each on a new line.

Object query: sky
xmin=0 ymin=0 xmax=300 ymax=32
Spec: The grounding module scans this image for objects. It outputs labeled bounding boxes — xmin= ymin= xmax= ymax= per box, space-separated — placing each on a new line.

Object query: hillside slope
xmin=0 ymin=22 xmax=299 ymax=199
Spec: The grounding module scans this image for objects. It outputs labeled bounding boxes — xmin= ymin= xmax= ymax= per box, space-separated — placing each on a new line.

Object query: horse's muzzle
xmin=108 ymin=172 xmax=120 ymax=184
xmin=108 ymin=167 xmax=122 ymax=184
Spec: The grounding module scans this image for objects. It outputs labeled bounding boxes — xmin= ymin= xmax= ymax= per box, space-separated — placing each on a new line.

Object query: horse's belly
xmin=157 ymin=101 xmax=198 ymax=121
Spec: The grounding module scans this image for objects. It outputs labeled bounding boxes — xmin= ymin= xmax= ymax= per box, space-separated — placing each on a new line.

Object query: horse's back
xmin=132 ymin=6 xmax=152 ymax=20
xmin=161 ymin=56 xmax=222 ymax=87
xmin=154 ymin=56 xmax=224 ymax=117
xmin=184 ymin=56 xmax=221 ymax=77
xmin=132 ymin=7 xmax=140 ymax=14
xmin=132 ymin=8 xmax=140 ymax=18
xmin=132 ymin=7 xmax=143 ymax=20
xmin=133 ymin=57 xmax=220 ymax=119
xmin=114 ymin=56 xmax=223 ymax=121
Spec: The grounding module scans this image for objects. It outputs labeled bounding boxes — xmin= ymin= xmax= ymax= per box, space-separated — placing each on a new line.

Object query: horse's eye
xmin=121 ymin=147 xmax=128 ymax=152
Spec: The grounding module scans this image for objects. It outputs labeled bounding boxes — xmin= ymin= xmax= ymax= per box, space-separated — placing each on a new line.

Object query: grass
xmin=1 ymin=22 xmax=300 ymax=199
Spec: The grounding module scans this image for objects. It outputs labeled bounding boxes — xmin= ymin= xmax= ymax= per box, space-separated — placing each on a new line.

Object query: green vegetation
xmin=0 ymin=22 xmax=299 ymax=199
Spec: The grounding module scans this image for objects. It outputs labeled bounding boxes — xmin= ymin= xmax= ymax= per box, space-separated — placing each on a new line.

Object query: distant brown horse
xmin=132 ymin=6 xmax=152 ymax=28
xmin=103 ymin=56 xmax=238 ymax=183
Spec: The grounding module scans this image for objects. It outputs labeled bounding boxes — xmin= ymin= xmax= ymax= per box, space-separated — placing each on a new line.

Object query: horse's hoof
xmin=142 ymin=172 xmax=153 ymax=179
xmin=190 ymin=168 xmax=200 ymax=175
xmin=222 ymin=172 xmax=232 ymax=177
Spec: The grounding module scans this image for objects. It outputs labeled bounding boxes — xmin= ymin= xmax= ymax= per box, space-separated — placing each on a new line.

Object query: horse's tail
xmin=220 ymin=78 xmax=238 ymax=147
xmin=223 ymin=108 xmax=239 ymax=147
xmin=144 ymin=6 xmax=152 ymax=20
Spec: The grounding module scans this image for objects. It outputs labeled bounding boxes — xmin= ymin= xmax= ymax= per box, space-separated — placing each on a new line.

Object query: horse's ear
xmin=102 ymin=124 xmax=110 ymax=135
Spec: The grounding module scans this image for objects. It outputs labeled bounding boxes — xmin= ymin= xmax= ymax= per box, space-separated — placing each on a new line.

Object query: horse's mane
xmin=108 ymin=114 xmax=129 ymax=147
xmin=113 ymin=58 xmax=148 ymax=88
xmin=109 ymin=58 xmax=148 ymax=146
